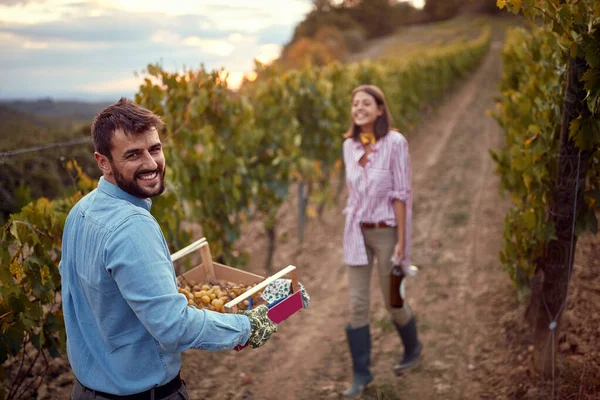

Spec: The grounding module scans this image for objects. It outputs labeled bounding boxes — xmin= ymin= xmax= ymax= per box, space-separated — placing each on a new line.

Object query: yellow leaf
xmin=523 ymin=175 xmax=532 ymax=192
xmin=496 ymin=0 xmax=506 ymax=9
xmin=290 ymin=169 xmax=303 ymax=183
xmin=524 ymin=209 xmax=536 ymax=229
xmin=570 ymin=42 xmax=578 ymax=58
xmin=41 ymin=265 xmax=50 ymax=285
xmin=307 ymin=207 xmax=317 ymax=218
xmin=528 ymin=124 xmax=541 ymax=135
xmin=10 ymin=260 xmax=24 ymax=283
xmin=524 ymin=136 xmax=538 ymax=147
xmin=313 ymin=160 xmax=322 ymax=176
xmin=508 ymin=0 xmax=522 ymax=13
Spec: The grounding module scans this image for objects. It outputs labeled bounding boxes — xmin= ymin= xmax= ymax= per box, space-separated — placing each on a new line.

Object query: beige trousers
xmin=347 ymin=226 xmax=412 ymax=328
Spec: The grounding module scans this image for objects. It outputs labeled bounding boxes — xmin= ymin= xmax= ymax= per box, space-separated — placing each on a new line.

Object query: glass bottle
xmin=390 ymin=264 xmax=406 ymax=308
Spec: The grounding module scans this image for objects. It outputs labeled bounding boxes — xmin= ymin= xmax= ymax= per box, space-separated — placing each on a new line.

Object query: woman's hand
xmin=391 ymin=242 xmax=405 ymax=266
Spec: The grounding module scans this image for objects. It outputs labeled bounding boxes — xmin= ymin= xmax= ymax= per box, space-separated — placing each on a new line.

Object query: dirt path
xmin=178 ymin=29 xmax=515 ymax=400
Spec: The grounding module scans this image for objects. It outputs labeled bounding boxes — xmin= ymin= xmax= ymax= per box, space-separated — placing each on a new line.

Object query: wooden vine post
xmin=526 ymin=56 xmax=593 ymax=376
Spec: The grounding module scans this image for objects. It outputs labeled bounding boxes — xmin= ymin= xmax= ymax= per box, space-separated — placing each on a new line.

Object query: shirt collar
xmin=352 ymin=135 xmax=382 ymax=163
xmin=97 ymin=176 xmax=152 ymax=211
xmin=353 ymin=134 xmax=385 ymax=150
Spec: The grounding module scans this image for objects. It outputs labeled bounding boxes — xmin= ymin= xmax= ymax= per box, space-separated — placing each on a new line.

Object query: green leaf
xmin=25 ymin=301 xmax=43 ymax=320
xmin=22 ymin=317 xmax=34 ymax=330
xmin=584 ymin=40 xmax=600 ymax=68
xmin=557 ymin=4 xmax=572 ymax=31
xmin=31 ymin=331 xmax=45 ymax=350
xmin=570 ymin=42 xmax=578 ymax=57
xmin=523 ymin=174 xmax=533 ymax=192
xmin=5 ymin=325 xmax=24 ymax=356
xmin=9 ymin=223 xmax=20 ymax=245
xmin=569 ymin=117 xmax=581 ymax=141
xmin=524 ymin=209 xmax=537 ymax=230
xmin=574 ymin=117 xmax=600 ymax=150
xmin=7 ymin=295 xmax=25 ymax=315
xmin=587 ymin=92 xmax=600 ymax=114
xmin=582 ymin=68 xmax=600 ymax=91
xmin=293 ymin=134 xmax=302 ymax=147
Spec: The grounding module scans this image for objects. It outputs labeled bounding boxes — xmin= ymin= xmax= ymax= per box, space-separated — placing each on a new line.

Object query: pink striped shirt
xmin=342 ymin=130 xmax=412 ymax=266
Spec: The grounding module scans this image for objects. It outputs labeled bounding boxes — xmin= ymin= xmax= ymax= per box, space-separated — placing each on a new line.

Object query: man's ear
xmin=94 ymin=152 xmax=112 ymax=176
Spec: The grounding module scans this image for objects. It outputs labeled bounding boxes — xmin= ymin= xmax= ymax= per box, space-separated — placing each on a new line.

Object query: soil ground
xmin=10 ymin=19 xmax=600 ymax=400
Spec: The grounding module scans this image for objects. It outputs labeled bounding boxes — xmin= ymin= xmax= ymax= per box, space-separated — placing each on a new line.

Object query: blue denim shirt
xmin=59 ymin=177 xmax=251 ymax=395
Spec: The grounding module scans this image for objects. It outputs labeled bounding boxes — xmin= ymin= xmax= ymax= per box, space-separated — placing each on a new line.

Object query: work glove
xmin=260 ymin=279 xmax=311 ymax=309
xmin=237 ymin=305 xmax=278 ymax=348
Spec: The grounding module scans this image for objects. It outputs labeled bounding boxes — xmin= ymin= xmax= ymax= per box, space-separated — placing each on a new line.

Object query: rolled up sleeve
xmin=389 ymin=137 xmax=411 ymax=203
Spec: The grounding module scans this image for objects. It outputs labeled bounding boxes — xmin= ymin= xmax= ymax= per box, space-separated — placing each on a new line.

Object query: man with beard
xmin=60 ymin=98 xmax=277 ymax=399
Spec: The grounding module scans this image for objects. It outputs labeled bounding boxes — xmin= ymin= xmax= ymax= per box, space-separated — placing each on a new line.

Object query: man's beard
xmin=110 ymin=162 xmax=166 ymax=199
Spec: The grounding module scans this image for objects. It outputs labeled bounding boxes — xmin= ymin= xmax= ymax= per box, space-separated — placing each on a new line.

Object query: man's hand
xmin=237 ymin=305 xmax=278 ymax=348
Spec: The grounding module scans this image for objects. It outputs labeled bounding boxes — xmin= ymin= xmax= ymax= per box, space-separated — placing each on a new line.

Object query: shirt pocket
xmin=368 ymin=168 xmax=392 ymax=197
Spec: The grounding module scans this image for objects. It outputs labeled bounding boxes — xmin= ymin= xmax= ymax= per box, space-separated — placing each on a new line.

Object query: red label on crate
xmin=267 ymin=290 xmax=303 ymax=324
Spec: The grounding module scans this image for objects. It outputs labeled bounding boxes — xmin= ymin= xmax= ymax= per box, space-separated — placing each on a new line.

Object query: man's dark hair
xmin=91 ymin=97 xmax=164 ymax=159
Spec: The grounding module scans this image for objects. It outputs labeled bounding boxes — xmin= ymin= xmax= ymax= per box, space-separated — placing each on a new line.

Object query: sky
xmin=0 ymin=0 xmax=425 ymax=101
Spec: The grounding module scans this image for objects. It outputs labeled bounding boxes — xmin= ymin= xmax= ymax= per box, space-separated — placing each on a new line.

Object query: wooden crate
xmin=171 ymin=238 xmax=304 ymax=350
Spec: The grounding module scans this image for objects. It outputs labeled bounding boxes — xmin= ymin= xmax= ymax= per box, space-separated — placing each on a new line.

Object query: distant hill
xmin=0 ymin=104 xmax=53 ymax=131
xmin=0 ymin=101 xmax=99 ymax=223
xmin=0 ymin=99 xmax=110 ymax=122
xmin=0 ymin=103 xmax=90 ymax=151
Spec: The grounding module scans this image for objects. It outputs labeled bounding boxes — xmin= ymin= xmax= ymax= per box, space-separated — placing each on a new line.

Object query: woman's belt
xmin=359 ymin=221 xmax=394 ymax=229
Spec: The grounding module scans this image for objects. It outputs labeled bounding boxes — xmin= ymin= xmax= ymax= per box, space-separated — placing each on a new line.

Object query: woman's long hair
xmin=344 ymin=85 xmax=393 ymax=141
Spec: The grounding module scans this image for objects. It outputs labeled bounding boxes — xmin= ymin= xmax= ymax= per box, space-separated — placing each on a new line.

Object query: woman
xmin=342 ymin=85 xmax=422 ymax=398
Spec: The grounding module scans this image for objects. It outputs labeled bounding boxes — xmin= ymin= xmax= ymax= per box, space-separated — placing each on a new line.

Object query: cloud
xmin=227 ymin=33 xmax=245 ymax=43
xmin=0 ymin=0 xmax=83 ymax=24
xmin=0 ymin=0 xmax=41 ymax=5
xmin=181 ymin=37 xmax=235 ymax=57
xmin=78 ymin=76 xmax=144 ymax=93
xmin=255 ymin=43 xmax=281 ymax=64
xmin=151 ymin=30 xmax=236 ymax=57
xmin=2 ymin=13 xmax=227 ymax=43
xmin=0 ymin=0 xmax=311 ymax=99
xmin=256 ymin=24 xmax=295 ymax=45
xmin=22 ymin=40 xmax=47 ymax=48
